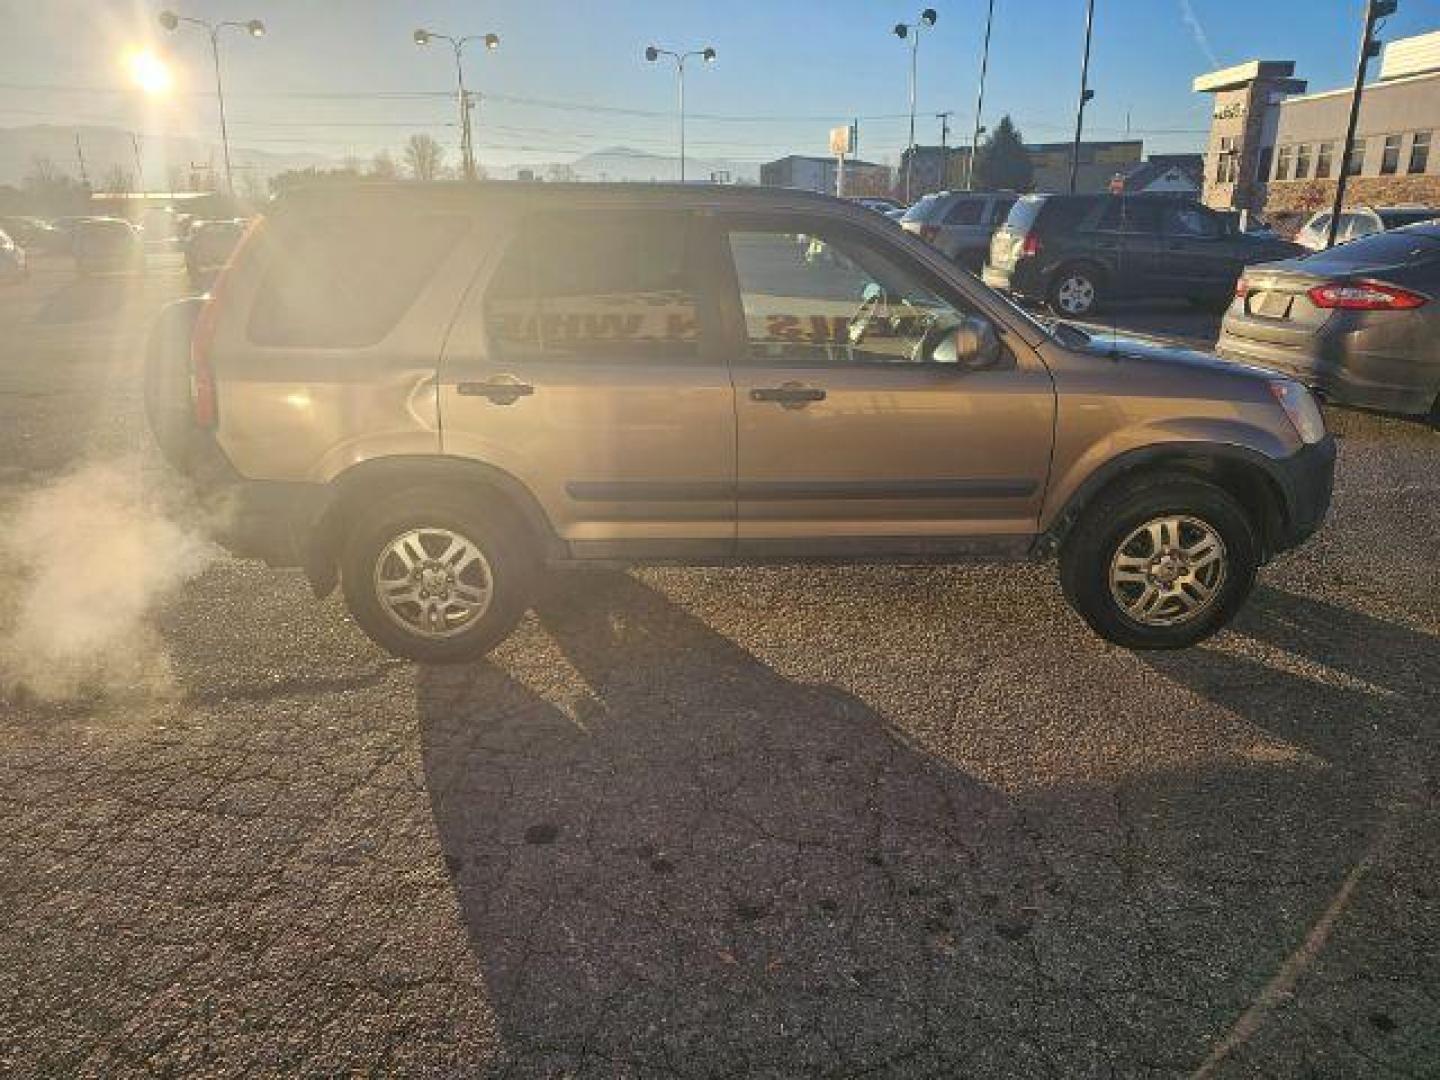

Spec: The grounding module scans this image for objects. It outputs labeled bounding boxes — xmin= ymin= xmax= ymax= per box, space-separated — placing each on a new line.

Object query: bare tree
xmin=404 ymin=134 xmax=445 ymax=182
xmin=546 ymin=163 xmax=578 ymax=183
xmin=100 ymin=164 xmax=133 ymax=195
xmin=370 ymin=151 xmax=399 ymax=181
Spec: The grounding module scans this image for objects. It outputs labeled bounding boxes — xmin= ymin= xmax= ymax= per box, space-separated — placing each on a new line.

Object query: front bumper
xmin=1270 ymin=435 xmax=1336 ymax=554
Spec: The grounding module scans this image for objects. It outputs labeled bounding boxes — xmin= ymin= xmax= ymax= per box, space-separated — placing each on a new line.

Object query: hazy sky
xmin=3 ymin=0 xmax=1439 ymax=169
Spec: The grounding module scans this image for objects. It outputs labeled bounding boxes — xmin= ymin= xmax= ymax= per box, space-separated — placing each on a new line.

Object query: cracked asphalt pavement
xmin=1 ymin=258 xmax=1437 ymax=1077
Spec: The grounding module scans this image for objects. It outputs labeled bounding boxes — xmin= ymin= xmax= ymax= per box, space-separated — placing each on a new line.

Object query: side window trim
xmin=714 ymin=211 xmax=997 ymax=371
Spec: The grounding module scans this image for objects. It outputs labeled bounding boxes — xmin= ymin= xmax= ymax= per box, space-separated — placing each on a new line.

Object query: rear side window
xmin=989 ymin=197 xmax=1017 ymax=225
xmin=1034 ymin=197 xmax=1094 ymax=233
xmin=943 ymin=199 xmax=984 ymax=226
xmin=1091 ymin=199 xmax=1162 ymax=234
xmin=248 ymin=215 xmax=465 ymax=347
xmin=485 ymin=212 xmax=701 ymax=362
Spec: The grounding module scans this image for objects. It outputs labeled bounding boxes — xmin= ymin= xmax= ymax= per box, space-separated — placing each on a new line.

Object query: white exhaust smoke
xmin=0 ymin=458 xmax=216 ymax=702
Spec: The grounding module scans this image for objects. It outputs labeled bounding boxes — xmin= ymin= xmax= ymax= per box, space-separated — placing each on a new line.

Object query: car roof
xmin=271 ymin=181 xmax=883 ymax=221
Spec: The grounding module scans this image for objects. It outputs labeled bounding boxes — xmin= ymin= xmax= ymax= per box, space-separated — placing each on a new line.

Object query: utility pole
xmin=1069 ymin=0 xmax=1096 ymax=194
xmin=74 ymin=133 xmax=89 ymax=187
xmin=1326 ymin=0 xmax=1397 ymax=247
xmin=130 ymin=131 xmax=145 ymax=193
xmin=937 ymin=110 xmax=952 ymax=188
xmin=967 ymin=0 xmax=996 ymax=190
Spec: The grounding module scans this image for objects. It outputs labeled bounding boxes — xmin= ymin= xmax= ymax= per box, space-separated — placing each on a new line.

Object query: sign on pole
xmin=830 ymin=125 xmax=851 ymax=197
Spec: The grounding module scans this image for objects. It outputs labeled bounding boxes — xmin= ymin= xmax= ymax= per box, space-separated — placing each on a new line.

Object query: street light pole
xmin=893 ymin=9 xmax=938 ymax=205
xmin=1068 ymin=0 xmax=1096 ymax=194
xmin=159 ymin=12 xmax=264 ymax=193
xmin=967 ymin=0 xmax=996 ymax=190
xmin=1325 ymin=0 xmax=1397 ymax=248
xmin=645 ymin=46 xmax=716 ymax=183
xmin=414 ymin=29 xmax=500 ymax=181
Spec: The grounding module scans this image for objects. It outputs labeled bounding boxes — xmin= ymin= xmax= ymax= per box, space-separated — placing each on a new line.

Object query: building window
xmin=1409 ymin=131 xmax=1431 ymax=175
xmin=1380 ymin=134 xmax=1402 ymax=175
xmin=1274 ymin=144 xmax=1293 ymax=181
xmin=1345 ymin=138 xmax=1366 ymax=176
xmin=1295 ymin=143 xmax=1312 ymax=180
xmin=1214 ymin=136 xmax=1238 ymax=184
xmin=1315 ymin=141 xmax=1334 ymax=179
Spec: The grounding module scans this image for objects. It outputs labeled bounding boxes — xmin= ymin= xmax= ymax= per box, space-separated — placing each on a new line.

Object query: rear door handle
xmin=751 ymin=384 xmax=826 ymax=409
xmin=457 ymin=375 xmax=534 ymax=405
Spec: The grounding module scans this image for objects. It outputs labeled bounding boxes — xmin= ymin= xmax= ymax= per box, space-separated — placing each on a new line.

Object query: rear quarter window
xmin=1002 ymin=196 xmax=1046 ymax=232
xmin=901 ymin=195 xmax=945 ymax=223
xmin=247 ymin=214 xmax=466 ymax=348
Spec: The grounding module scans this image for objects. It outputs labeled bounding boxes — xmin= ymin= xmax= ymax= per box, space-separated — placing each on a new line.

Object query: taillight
xmin=919 ymin=224 xmax=940 ymax=243
xmin=190 ymin=297 xmax=220 ymax=429
xmin=1020 ymin=233 xmax=1042 ymax=257
xmin=1235 ymin=277 xmax=1249 ymax=299
xmin=1306 ymin=279 xmax=1428 ymax=311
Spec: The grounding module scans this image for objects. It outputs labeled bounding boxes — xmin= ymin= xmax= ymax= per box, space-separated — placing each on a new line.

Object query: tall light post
xmin=966 ymin=0 xmax=995 ymax=190
xmin=414 ymin=28 xmax=500 ymax=181
xmin=1068 ymin=0 xmax=1096 ymax=194
xmin=894 ymin=8 xmax=938 ymax=204
xmin=1325 ymin=0 xmax=1397 ymax=247
xmin=158 ymin=11 xmax=264 ymax=193
xmin=645 ymin=45 xmax=716 ymax=183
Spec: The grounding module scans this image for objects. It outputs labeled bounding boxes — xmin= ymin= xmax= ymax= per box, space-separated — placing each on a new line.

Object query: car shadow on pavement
xmin=417 ymin=571 xmax=1060 ymax=1076
xmin=416 ymin=574 xmax=1438 ymax=1076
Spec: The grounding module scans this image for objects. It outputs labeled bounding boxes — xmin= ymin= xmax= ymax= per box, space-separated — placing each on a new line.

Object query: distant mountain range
xmin=0 ymin=126 xmax=764 ymax=190
xmin=490 ymin=146 xmax=760 ymax=185
xmin=0 ymin=124 xmax=341 ymax=190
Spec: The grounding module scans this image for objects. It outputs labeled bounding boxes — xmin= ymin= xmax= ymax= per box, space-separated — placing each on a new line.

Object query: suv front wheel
xmin=340 ymin=489 xmax=538 ymax=663
xmin=1059 ymin=473 xmax=1259 ymax=650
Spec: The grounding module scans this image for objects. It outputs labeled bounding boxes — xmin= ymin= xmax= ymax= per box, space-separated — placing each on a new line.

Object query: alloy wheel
xmin=373 ymin=527 xmax=494 ymax=639
xmin=1108 ymin=515 xmax=1228 ymax=627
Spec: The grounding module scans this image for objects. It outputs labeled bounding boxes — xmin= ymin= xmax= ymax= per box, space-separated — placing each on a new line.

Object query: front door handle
xmin=458 ymin=375 xmax=534 ymax=405
xmin=751 ymin=383 xmax=826 ymax=409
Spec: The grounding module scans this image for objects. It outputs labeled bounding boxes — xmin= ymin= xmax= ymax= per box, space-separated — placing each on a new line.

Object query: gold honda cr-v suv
xmin=146 ymin=183 xmax=1334 ymax=662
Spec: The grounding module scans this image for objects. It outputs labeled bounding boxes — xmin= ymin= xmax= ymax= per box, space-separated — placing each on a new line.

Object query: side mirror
xmin=936 ymin=316 xmax=1001 ymax=370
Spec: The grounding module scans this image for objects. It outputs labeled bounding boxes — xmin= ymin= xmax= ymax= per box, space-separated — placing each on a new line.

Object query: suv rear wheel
xmin=1048 ymin=265 xmax=1103 ymax=317
xmin=1059 ymin=473 xmax=1259 ymax=649
xmin=340 ymin=489 xmax=538 ymax=663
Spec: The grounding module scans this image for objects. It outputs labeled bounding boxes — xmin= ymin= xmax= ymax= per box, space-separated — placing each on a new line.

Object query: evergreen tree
xmin=973 ymin=115 xmax=1033 ymax=191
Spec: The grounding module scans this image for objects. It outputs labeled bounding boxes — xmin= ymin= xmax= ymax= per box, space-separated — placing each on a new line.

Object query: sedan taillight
xmin=918 ymin=224 xmax=940 ymax=244
xmin=1020 ymin=233 xmax=1042 ymax=257
xmin=1234 ymin=277 xmax=1249 ymax=299
xmin=1307 ymin=279 xmax=1428 ymax=311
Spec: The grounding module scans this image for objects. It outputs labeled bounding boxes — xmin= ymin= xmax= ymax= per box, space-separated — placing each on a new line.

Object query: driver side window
xmin=726 ymin=226 xmax=973 ymax=366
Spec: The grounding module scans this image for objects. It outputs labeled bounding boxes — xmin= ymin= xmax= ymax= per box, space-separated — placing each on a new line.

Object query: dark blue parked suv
xmin=983 ymin=193 xmax=1303 ymax=317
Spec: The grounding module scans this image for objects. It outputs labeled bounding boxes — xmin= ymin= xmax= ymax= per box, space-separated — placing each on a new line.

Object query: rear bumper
xmin=1270 ymin=435 xmax=1336 ymax=554
xmin=982 ymin=258 xmax=1045 ymax=299
xmin=1217 ymin=314 xmax=1439 ymax=416
xmin=175 ymin=435 xmax=326 ymax=567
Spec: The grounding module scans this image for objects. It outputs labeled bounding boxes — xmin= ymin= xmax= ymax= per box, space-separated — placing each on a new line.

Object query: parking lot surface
xmin=1 ymin=257 xmax=1437 ymax=1077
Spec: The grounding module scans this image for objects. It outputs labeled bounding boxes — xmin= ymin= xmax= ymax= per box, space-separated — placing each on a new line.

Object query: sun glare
xmin=126 ymin=49 xmax=173 ymax=95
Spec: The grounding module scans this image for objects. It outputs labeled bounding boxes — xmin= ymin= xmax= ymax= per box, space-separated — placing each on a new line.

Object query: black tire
xmin=340 ymin=488 xmax=539 ymax=663
xmin=1059 ymin=472 xmax=1259 ymax=650
xmin=1047 ymin=263 xmax=1104 ymax=318
xmin=144 ymin=300 xmax=205 ymax=472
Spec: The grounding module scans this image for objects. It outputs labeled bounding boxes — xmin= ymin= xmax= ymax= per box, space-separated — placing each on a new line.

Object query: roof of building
xmin=765 ymin=154 xmax=884 ymax=169
xmin=1192 ymin=60 xmax=1305 ymax=93
xmin=1119 ymin=157 xmax=1203 ymax=191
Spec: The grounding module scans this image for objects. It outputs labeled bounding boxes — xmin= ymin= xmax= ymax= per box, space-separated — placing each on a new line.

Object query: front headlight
xmin=1268 ymin=380 xmax=1326 ymax=444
